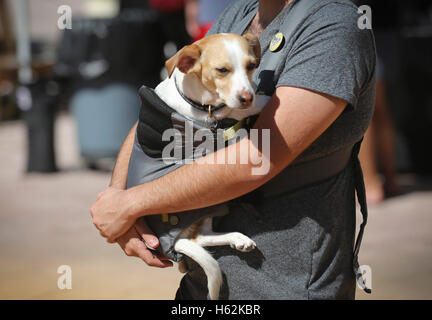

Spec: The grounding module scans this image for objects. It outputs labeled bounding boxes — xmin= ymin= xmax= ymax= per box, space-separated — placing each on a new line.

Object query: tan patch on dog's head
xmin=165 ymin=33 xmax=261 ymax=108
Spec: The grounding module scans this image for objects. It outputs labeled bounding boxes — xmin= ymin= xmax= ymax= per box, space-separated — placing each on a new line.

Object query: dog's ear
xmin=165 ymin=44 xmax=201 ymax=78
xmin=243 ymin=33 xmax=261 ymax=66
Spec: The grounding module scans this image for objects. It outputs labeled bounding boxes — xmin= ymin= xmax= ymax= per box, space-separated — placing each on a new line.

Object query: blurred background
xmin=0 ymin=0 xmax=431 ymax=300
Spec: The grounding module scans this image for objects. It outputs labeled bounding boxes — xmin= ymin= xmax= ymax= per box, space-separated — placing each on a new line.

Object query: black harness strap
xmin=256 ymin=0 xmax=320 ymax=95
xmin=351 ymin=139 xmax=372 ymax=293
xmin=244 ymin=139 xmax=372 ymax=294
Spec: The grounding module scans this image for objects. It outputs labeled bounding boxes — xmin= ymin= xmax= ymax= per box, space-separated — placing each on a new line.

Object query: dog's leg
xmin=196 ymin=219 xmax=256 ymax=252
xmin=196 ymin=233 xmax=257 ymax=252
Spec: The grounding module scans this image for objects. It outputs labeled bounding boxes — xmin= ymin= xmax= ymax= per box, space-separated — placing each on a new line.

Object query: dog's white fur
xmin=153 ymin=34 xmax=265 ymax=300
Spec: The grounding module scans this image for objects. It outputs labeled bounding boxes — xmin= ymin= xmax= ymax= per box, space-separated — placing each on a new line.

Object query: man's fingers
xmin=135 ymin=244 xmax=173 ymax=268
xmin=135 ymin=218 xmax=159 ymax=249
xmin=126 ymin=238 xmax=173 ymax=268
xmin=117 ymin=227 xmax=172 ymax=268
xmin=134 ymin=220 xmax=171 ymax=261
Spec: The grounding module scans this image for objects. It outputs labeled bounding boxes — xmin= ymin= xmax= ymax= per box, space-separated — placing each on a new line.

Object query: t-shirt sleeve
xmin=277 ymin=3 xmax=376 ymax=110
xmin=206 ymin=0 xmax=254 ymax=36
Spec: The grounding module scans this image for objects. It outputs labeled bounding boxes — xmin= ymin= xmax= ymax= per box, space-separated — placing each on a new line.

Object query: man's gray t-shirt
xmin=175 ymin=0 xmax=376 ymax=299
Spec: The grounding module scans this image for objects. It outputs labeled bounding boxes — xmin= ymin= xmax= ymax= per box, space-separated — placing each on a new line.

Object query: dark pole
xmin=14 ymin=0 xmax=57 ymax=173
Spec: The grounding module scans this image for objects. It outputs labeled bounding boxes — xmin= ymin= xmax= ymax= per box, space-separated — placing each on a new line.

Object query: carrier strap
xmin=351 ymin=139 xmax=372 ymax=294
xmin=250 ymin=139 xmax=371 ymax=294
xmin=256 ymin=0 xmax=322 ymax=95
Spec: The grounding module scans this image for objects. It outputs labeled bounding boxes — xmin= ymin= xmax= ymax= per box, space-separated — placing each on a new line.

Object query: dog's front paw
xmin=229 ymin=233 xmax=256 ymax=252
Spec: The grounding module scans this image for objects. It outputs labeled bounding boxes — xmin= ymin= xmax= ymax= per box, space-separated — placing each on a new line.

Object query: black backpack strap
xmin=260 ymin=0 xmax=321 ymax=69
xmin=351 ymin=138 xmax=372 ymax=294
xmin=256 ymin=0 xmax=322 ymax=95
xmin=243 ymin=138 xmax=372 ymax=294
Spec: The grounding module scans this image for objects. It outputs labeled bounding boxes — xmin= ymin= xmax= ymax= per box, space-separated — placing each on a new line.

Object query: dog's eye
xmin=246 ymin=63 xmax=256 ymax=71
xmin=216 ymin=67 xmax=229 ymax=74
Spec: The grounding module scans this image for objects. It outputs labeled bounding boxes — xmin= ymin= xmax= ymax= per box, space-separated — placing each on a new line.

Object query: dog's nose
xmin=238 ymin=92 xmax=254 ymax=107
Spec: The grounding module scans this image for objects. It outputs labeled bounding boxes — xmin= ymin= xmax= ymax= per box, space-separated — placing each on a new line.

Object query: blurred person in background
xmin=148 ymin=0 xmax=191 ymax=51
xmin=359 ymin=58 xmax=399 ymax=204
xmin=184 ymin=0 xmax=235 ymax=42
xmin=354 ymin=0 xmax=401 ymax=204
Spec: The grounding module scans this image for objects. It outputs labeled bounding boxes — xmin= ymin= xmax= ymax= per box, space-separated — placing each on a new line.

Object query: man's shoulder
xmin=224 ymin=0 xmax=258 ymax=16
xmin=300 ymin=0 xmax=375 ymax=56
xmin=207 ymin=0 xmax=258 ymax=35
xmin=307 ymin=0 xmax=366 ymax=32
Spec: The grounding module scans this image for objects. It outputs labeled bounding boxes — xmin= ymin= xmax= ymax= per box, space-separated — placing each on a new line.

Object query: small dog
xmin=151 ymin=33 xmax=264 ymax=300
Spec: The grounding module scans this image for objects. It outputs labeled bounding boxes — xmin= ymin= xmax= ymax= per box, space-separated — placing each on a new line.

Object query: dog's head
xmin=166 ymin=33 xmax=261 ymax=109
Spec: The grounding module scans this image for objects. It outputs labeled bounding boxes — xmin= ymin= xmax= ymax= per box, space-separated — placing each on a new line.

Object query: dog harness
xmin=127 ymin=85 xmax=254 ymax=262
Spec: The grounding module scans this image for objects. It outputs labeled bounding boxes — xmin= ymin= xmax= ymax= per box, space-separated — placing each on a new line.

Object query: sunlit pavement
xmin=0 ymin=114 xmax=431 ymax=299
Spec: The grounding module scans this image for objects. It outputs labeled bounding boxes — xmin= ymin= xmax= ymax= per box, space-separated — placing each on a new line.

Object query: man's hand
xmin=91 ymin=187 xmax=136 ymax=243
xmin=117 ymin=218 xmax=173 ymax=268
xmin=90 ymin=121 xmax=169 ymax=268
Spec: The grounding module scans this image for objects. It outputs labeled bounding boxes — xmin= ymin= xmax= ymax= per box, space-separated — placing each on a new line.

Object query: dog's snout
xmin=238 ymin=91 xmax=254 ymax=107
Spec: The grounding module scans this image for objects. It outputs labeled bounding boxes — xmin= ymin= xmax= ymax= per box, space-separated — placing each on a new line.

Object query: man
xmin=91 ymin=0 xmax=376 ymax=299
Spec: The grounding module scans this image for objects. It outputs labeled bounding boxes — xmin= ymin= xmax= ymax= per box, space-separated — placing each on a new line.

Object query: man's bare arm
xmin=125 ymin=87 xmax=347 ymax=217
xmin=109 ymin=122 xmax=137 ymax=189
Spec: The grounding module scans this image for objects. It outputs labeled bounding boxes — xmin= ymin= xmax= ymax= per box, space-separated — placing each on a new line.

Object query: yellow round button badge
xmin=270 ymin=32 xmax=285 ymax=52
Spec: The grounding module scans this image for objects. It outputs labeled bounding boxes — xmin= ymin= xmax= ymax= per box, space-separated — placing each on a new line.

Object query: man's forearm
xmin=110 ymin=122 xmax=137 ymax=189
xmin=125 ymin=134 xmax=272 ymax=218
